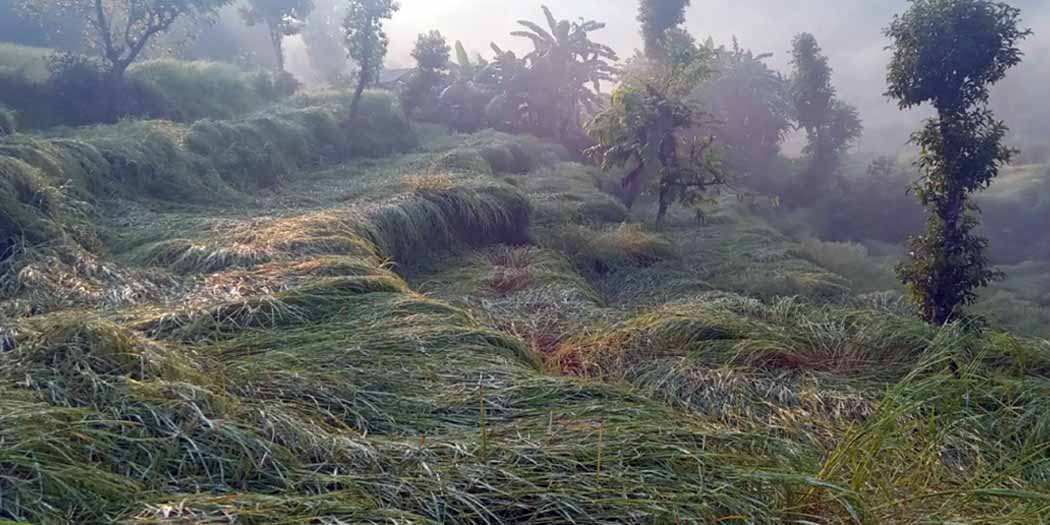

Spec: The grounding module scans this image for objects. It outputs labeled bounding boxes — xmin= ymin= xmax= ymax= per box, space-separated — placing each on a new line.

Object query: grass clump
xmin=810 ymin=327 xmax=1050 ymax=522
xmin=0 ymin=43 xmax=51 ymax=83
xmin=363 ymin=183 xmax=531 ymax=265
xmin=127 ymin=60 xmax=272 ymax=121
xmin=0 ymin=156 xmax=72 ymax=250
xmin=793 ymin=238 xmax=899 ymax=293
xmin=0 ymin=92 xmax=417 ymax=257
xmin=555 ymin=293 xmax=931 ymax=377
xmin=549 ymin=223 xmax=676 ymax=276
xmin=5 ymin=313 xmax=206 ymax=405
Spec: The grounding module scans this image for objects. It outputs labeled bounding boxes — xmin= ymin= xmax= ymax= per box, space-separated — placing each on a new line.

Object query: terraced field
xmin=2 ymin=108 xmax=1049 ymax=523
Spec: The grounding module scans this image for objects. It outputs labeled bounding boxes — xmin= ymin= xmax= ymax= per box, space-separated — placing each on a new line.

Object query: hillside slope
xmin=1 ymin=115 xmax=1049 ymax=523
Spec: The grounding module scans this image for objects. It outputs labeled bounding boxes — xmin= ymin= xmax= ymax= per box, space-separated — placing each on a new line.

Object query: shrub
xmin=794 ymin=238 xmax=898 ymax=293
xmin=549 ymin=223 xmax=676 ymax=276
xmin=0 ymin=43 xmax=51 ymax=83
xmin=129 ymin=60 xmax=267 ymax=121
xmin=46 ymin=53 xmax=170 ymax=125
xmin=0 ymin=156 xmax=69 ymax=255
xmin=343 ymin=90 xmax=417 ymax=156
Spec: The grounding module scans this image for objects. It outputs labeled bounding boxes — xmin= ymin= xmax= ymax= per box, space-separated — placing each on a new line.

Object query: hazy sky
xmin=375 ymin=0 xmax=1049 ymax=154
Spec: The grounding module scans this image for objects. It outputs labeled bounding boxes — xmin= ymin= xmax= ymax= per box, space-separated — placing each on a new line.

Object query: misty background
xmin=291 ymin=0 xmax=1047 ymax=158
xmin=1 ymin=0 xmax=1046 ymax=158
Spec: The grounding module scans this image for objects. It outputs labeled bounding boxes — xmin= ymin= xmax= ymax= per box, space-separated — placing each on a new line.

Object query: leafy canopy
xmin=637 ymin=0 xmax=690 ymax=59
xmin=343 ymin=0 xmax=399 ymax=121
xmin=587 ymin=27 xmax=724 ymax=224
xmin=886 ymin=0 xmax=1030 ymax=112
xmin=239 ymin=0 xmax=315 ymax=69
xmin=887 ymin=0 xmax=1030 ymax=324
xmin=412 ymin=30 xmax=451 ymax=73
xmin=698 ymin=39 xmax=794 ymax=178
xmin=787 ymin=32 xmax=862 ymax=204
xmin=21 ymin=0 xmax=230 ymax=76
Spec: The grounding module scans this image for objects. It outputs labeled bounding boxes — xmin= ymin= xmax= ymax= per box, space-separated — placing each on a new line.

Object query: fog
xmin=362 ymin=0 xmax=1049 ymax=156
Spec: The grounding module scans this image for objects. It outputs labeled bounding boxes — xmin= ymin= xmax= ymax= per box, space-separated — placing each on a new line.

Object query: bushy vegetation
xmin=0 ymin=44 xmax=302 ymax=128
xmin=887 ymin=0 xmax=1030 ymax=324
xmin=0 ymin=90 xmax=414 ymax=267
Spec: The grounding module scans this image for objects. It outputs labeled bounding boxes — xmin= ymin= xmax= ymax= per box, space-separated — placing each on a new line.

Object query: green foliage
xmin=453 ymin=40 xmax=474 ymax=79
xmin=788 ymin=33 xmax=863 ymax=205
xmin=412 ymin=30 xmax=451 ymax=73
xmin=698 ymin=39 xmax=794 ymax=181
xmin=46 ymin=53 xmax=170 ymax=124
xmin=586 ymin=30 xmax=724 ymax=225
xmin=637 ymin=0 xmax=690 ymax=59
xmin=0 ymin=43 xmax=52 ymax=83
xmin=239 ymin=0 xmax=314 ymax=71
xmin=885 ymin=0 xmax=1030 ymax=112
xmin=0 ymin=54 xmax=299 ymax=128
xmin=22 ymin=0 xmax=231 ymax=78
xmin=402 ymin=30 xmax=451 ymax=116
xmin=129 ymin=60 xmax=267 ymax=120
xmin=501 ymin=5 xmax=617 ymax=143
xmin=438 ymin=6 xmax=617 ymax=146
xmin=343 ymin=0 xmax=399 ymax=122
xmin=887 ymin=0 xmax=1030 ymax=324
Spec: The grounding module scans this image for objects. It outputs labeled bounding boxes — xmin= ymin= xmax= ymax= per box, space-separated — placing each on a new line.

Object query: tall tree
xmin=637 ymin=0 xmax=690 ymax=60
xmin=587 ymin=30 xmax=725 ymax=226
xmin=22 ymin=0 xmax=230 ymax=79
xmin=788 ymin=33 xmax=862 ymax=204
xmin=507 ymin=5 xmax=617 ymax=141
xmin=239 ymin=0 xmax=314 ymax=71
xmin=342 ymin=0 xmax=398 ymax=122
xmin=699 ymin=39 xmax=794 ymax=181
xmin=887 ymin=0 xmax=1030 ymax=325
xmin=402 ymin=30 xmax=451 ymax=114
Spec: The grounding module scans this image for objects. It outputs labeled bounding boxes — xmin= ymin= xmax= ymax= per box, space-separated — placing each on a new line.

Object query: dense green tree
xmin=22 ymin=0 xmax=230 ymax=79
xmin=887 ymin=0 xmax=1030 ymax=325
xmin=504 ymin=5 xmax=617 ymax=142
xmin=699 ymin=39 xmax=794 ymax=182
xmin=239 ymin=0 xmax=314 ymax=71
xmin=342 ymin=0 xmax=398 ymax=122
xmin=402 ymin=30 xmax=451 ymax=115
xmin=412 ymin=30 xmax=451 ymax=73
xmin=587 ymin=30 xmax=724 ymax=226
xmin=789 ymin=33 xmax=862 ymax=204
xmin=637 ymin=0 xmax=690 ymax=60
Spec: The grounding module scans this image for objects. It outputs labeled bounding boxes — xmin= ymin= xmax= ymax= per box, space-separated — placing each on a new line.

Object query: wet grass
xmin=1 ymin=123 xmax=1049 ymax=523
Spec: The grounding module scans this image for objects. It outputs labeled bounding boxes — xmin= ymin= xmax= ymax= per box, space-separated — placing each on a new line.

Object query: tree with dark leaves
xmin=788 ymin=33 xmax=862 ymax=205
xmin=699 ymin=38 xmax=794 ymax=183
xmin=239 ymin=0 xmax=314 ymax=71
xmin=887 ymin=0 xmax=1030 ymax=325
xmin=638 ymin=0 xmax=690 ymax=60
xmin=23 ymin=0 xmax=230 ymax=79
xmin=587 ymin=30 xmax=725 ymax=226
xmin=342 ymin=0 xmax=398 ymax=123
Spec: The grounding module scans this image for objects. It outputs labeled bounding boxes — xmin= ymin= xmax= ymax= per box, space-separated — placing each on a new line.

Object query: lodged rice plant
xmin=2 ymin=119 xmax=1048 ymax=524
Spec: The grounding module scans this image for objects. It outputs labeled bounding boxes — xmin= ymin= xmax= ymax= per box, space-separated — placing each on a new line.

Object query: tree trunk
xmin=620 ymin=160 xmax=645 ymax=210
xmin=656 ymin=184 xmax=672 ymax=228
xmin=655 ymin=131 xmax=678 ymax=227
xmin=349 ymin=72 xmax=368 ymax=124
